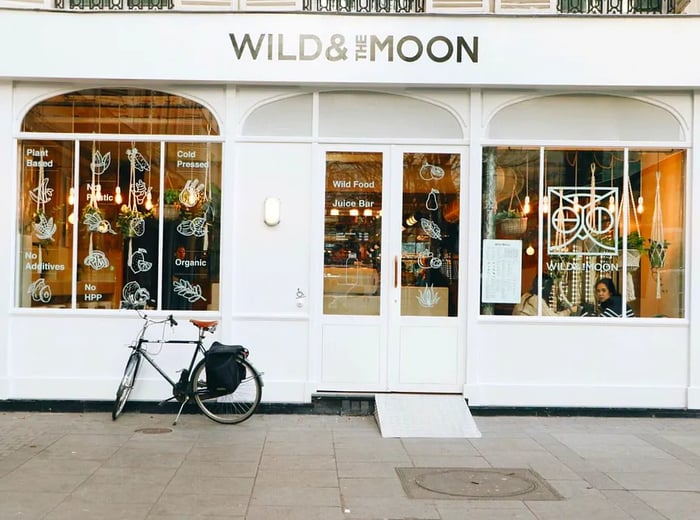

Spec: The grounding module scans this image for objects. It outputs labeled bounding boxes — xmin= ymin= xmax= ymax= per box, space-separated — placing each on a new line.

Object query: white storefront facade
xmin=0 ymin=10 xmax=699 ymax=409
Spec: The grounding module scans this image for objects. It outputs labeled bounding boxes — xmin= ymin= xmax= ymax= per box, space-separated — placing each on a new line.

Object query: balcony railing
xmin=8 ymin=0 xmax=686 ymax=13
xmin=302 ymin=0 xmax=425 ymax=12
xmin=54 ymin=0 xmax=172 ymax=8
xmin=556 ymin=0 xmax=681 ymax=13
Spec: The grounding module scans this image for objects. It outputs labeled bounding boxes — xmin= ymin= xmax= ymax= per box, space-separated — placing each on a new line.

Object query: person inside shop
xmin=580 ymin=277 xmax=635 ymax=318
xmin=513 ymin=273 xmax=579 ymax=317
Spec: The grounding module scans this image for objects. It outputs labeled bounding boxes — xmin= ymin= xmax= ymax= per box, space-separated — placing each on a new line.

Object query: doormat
xmin=396 ymin=467 xmax=562 ymax=501
xmin=374 ymin=394 xmax=481 ymax=438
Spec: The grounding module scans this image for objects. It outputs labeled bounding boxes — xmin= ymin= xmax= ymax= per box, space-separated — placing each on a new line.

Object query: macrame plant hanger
xmin=650 ymin=159 xmax=666 ymax=299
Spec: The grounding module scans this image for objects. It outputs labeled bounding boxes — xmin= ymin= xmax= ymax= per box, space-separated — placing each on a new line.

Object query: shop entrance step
xmin=374 ymin=394 xmax=481 ymax=438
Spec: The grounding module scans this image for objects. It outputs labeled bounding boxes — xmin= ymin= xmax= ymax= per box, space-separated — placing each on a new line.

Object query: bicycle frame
xmin=128 ymin=311 xmax=211 ymax=396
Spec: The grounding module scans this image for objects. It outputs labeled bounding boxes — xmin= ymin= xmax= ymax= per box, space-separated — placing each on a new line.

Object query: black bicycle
xmin=112 ymin=309 xmax=263 ymax=425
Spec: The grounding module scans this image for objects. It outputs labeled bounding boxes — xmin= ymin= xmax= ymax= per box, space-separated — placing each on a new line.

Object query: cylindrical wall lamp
xmin=264 ymin=197 xmax=281 ymax=226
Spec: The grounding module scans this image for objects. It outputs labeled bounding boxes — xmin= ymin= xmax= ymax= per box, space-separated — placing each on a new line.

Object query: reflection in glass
xmin=323 ymin=152 xmax=382 ymax=316
xmin=401 ymin=153 xmax=460 ymax=317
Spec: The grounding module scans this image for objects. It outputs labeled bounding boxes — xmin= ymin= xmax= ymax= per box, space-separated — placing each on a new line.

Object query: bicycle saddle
xmin=190 ymin=319 xmax=218 ymax=329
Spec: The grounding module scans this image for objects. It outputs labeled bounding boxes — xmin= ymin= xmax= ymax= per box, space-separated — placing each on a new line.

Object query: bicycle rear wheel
xmin=112 ymin=352 xmax=141 ymax=420
xmin=191 ymin=357 xmax=262 ymax=424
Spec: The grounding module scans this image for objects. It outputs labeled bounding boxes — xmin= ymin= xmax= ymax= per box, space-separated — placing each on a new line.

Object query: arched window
xmin=17 ymin=88 xmax=222 ymax=311
xmin=480 ymin=95 xmax=687 ymax=319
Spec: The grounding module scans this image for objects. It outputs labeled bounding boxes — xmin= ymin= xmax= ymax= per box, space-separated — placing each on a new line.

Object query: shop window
xmin=17 ymin=89 xmax=221 ymax=311
xmin=480 ymin=147 xmax=685 ymax=319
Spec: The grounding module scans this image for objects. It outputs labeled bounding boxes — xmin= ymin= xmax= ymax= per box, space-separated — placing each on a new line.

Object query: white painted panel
xmin=321 ymin=324 xmax=380 ymax=384
xmin=232 ymin=319 xmax=309 ymax=402
xmin=242 ymin=93 xmax=313 ymax=136
xmin=399 ymin=325 xmax=458 ymax=385
xmin=466 ymin=320 xmax=689 ymax=407
xmin=233 ymin=143 xmax=312 ymax=315
xmin=8 ymin=314 xmax=219 ymax=400
xmin=318 ymin=92 xmax=463 ymax=139
xmin=487 ymin=94 xmax=685 ymax=142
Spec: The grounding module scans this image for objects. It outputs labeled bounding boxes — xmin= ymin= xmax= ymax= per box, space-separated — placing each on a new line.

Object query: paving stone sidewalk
xmin=1 ymin=411 xmax=700 ymax=519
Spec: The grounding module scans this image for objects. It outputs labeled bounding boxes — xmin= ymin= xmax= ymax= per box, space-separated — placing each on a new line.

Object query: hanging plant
xmin=116 ymin=204 xmax=153 ymax=238
xmin=163 ymin=188 xmax=181 ymax=221
xmin=646 ymin=239 xmax=669 ymax=270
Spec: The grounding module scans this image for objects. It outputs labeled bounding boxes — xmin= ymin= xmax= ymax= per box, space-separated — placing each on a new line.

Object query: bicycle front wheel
xmin=191 ymin=357 xmax=262 ymax=424
xmin=112 ymin=352 xmax=141 ymax=420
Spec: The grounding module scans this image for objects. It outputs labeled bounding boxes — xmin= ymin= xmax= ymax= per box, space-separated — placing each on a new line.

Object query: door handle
xmin=394 ymin=256 xmax=398 ymax=289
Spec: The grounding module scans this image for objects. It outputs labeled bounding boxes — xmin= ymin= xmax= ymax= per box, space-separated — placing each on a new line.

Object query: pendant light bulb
xmin=114 ymin=186 xmax=122 ymax=204
xmin=68 ymin=187 xmax=75 ymax=206
xmin=572 ymin=195 xmax=580 ymax=213
xmin=637 ymin=196 xmax=644 ymax=214
xmin=541 ymin=196 xmax=549 ymax=214
xmin=608 ymin=195 xmax=616 ymax=214
xmin=67 ymin=211 xmax=75 ymax=225
xmin=526 ymin=244 xmax=535 ymax=256
xmin=145 ymin=192 xmax=153 ymax=211
xmin=523 ymin=195 xmax=531 ymax=215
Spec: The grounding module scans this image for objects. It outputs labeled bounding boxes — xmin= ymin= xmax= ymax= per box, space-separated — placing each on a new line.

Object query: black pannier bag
xmin=205 ymin=342 xmax=247 ymax=395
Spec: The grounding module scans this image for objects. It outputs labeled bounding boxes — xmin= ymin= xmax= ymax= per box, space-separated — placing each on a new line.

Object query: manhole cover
xmin=396 ymin=467 xmax=562 ymax=501
xmin=134 ymin=427 xmax=172 ymax=434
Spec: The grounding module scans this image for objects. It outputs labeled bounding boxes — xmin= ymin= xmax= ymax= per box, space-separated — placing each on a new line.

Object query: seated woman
xmin=513 ymin=273 xmax=578 ymax=317
xmin=590 ymin=278 xmax=635 ymax=318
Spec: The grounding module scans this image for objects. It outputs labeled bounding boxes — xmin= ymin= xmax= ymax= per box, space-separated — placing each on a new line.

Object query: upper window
xmin=17 ymin=89 xmax=221 ymax=311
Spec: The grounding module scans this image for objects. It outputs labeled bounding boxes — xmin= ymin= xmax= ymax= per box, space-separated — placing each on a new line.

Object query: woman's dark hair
xmin=530 ymin=273 xmax=554 ymax=302
xmin=595 ymin=277 xmax=618 ymax=296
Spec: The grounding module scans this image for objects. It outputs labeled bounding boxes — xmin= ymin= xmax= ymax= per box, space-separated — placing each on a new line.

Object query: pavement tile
xmin=601 ymin=489 xmax=668 ymax=520
xmin=44 ymin=496 xmax=153 ymax=520
xmin=632 ymin=490 xmax=700 ymax=520
xmin=436 ymin=504 xmax=539 ymax=520
xmin=339 ymin=496 xmax=440 ymax=519
xmin=245 ymin=505 xmax=346 ymax=520
xmin=165 ymin=474 xmax=254 ymax=495
xmin=0 ymin=490 xmax=65 ymax=520
xmin=250 ymin=483 xmax=341 ymax=507
xmin=339 ymin=476 xmax=408 ymax=498
xmin=150 ymin=491 xmax=249 ymax=517
xmin=255 ymin=468 xmax=338 ymax=486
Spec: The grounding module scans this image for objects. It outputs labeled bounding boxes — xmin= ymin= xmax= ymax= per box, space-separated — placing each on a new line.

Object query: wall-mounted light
xmin=264 ymin=197 xmax=281 ymax=226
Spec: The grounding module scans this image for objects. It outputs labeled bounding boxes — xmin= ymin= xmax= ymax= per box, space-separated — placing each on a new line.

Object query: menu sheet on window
xmin=482 ymin=239 xmax=522 ymax=304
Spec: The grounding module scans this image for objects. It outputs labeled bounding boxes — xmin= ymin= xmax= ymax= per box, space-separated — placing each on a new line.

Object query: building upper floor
xmin=0 ymin=0 xmax=695 ymax=15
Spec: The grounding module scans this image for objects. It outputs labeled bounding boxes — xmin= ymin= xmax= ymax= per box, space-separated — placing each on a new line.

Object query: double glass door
xmin=319 ymin=147 xmax=463 ymax=392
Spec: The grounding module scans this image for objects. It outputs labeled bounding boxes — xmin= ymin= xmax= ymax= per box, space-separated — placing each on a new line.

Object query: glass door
xmin=318 ymin=147 xmax=463 ymax=393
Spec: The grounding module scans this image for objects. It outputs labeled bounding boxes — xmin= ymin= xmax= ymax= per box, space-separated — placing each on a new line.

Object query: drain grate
xmin=134 ymin=427 xmax=173 ymax=434
xmin=396 ymin=467 xmax=562 ymax=501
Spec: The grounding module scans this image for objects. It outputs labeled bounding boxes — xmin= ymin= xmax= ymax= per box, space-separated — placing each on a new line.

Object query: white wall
xmin=0 ymin=81 xmax=12 ymax=399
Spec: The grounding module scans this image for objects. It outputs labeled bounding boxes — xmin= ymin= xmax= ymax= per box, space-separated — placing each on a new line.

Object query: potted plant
xmin=624 ymin=230 xmax=645 ymax=269
xmin=495 ymin=208 xmax=527 ymax=237
xmin=646 ymin=239 xmax=670 ymax=270
xmin=163 ymin=188 xmax=181 ymax=221
xmin=117 ymin=204 xmax=152 ymax=238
